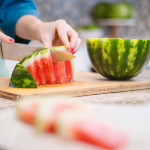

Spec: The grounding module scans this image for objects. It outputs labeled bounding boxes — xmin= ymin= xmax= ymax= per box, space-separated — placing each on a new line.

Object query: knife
xmin=0 ymin=42 xmax=75 ymax=62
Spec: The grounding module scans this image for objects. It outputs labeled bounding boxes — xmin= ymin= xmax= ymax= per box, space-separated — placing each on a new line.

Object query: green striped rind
xmin=19 ymin=48 xmax=50 ymax=64
xmin=87 ymin=38 xmax=150 ymax=80
xmin=9 ymin=64 xmax=37 ymax=88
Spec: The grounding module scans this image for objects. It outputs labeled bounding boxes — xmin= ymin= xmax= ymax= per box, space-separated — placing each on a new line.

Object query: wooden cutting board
xmin=0 ymin=71 xmax=150 ymax=100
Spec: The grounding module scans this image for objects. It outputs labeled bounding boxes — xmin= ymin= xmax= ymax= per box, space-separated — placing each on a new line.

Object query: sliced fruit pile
xmin=17 ymin=97 xmax=127 ymax=150
xmin=9 ymin=46 xmax=74 ymax=88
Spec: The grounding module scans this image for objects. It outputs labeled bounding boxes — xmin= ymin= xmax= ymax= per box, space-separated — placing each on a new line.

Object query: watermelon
xmin=91 ymin=2 xmax=133 ymax=19
xmin=16 ymin=97 xmax=127 ymax=149
xmin=91 ymin=2 xmax=109 ymax=19
xmin=9 ymin=64 xmax=37 ymax=88
xmin=10 ymin=46 xmax=74 ymax=88
xmin=56 ymin=110 xmax=127 ymax=149
xmin=87 ymin=38 xmax=150 ymax=80
xmin=16 ymin=97 xmax=43 ymax=124
xmin=109 ymin=2 xmax=133 ymax=19
xmin=35 ymin=101 xmax=83 ymax=132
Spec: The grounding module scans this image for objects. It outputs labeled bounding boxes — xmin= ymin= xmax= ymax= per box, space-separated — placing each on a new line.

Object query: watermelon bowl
xmin=87 ymin=38 xmax=150 ymax=80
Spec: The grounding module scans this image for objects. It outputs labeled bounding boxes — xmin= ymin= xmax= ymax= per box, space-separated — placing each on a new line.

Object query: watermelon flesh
xmin=17 ymin=98 xmax=127 ymax=149
xmin=56 ymin=110 xmax=127 ymax=150
xmin=16 ymin=98 xmax=42 ymax=124
xmin=35 ymin=101 xmax=83 ymax=132
xmin=74 ymin=119 xmax=127 ymax=149
xmin=20 ymin=47 xmax=73 ymax=85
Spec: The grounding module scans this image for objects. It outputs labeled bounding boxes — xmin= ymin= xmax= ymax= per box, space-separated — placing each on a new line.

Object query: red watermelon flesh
xmin=35 ymin=101 xmax=83 ymax=133
xmin=16 ymin=98 xmax=42 ymax=124
xmin=74 ymin=119 xmax=127 ymax=150
xmin=35 ymin=58 xmax=47 ymax=85
xmin=65 ymin=60 xmax=73 ymax=82
xmin=53 ymin=62 xmax=66 ymax=84
xmin=21 ymin=47 xmax=73 ymax=85
xmin=19 ymin=102 xmax=38 ymax=124
xmin=56 ymin=110 xmax=127 ymax=150
xmin=26 ymin=63 xmax=40 ymax=85
xmin=41 ymin=56 xmax=56 ymax=84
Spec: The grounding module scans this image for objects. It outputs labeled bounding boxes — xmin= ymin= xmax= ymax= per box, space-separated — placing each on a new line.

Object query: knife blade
xmin=0 ymin=42 xmax=75 ymax=62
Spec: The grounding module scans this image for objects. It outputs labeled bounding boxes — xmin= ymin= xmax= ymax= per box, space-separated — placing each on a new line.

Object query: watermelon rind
xmin=9 ymin=64 xmax=37 ymax=88
xmin=91 ymin=2 xmax=110 ymax=19
xmin=87 ymin=38 xmax=150 ymax=80
xmin=19 ymin=48 xmax=50 ymax=66
xmin=108 ymin=2 xmax=133 ymax=19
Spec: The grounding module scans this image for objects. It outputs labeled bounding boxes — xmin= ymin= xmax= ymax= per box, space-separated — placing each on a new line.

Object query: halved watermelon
xmin=87 ymin=38 xmax=150 ymax=80
xmin=10 ymin=46 xmax=74 ymax=88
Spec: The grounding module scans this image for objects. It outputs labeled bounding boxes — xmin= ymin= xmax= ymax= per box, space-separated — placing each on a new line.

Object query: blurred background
xmin=35 ymin=0 xmax=150 ymax=39
xmin=5 ymin=0 xmax=150 ymax=75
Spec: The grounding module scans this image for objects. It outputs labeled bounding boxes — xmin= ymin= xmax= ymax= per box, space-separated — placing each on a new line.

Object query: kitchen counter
xmin=0 ymin=70 xmax=150 ymax=150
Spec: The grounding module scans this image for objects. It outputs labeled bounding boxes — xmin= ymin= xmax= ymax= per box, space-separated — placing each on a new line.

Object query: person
xmin=0 ymin=0 xmax=81 ymax=77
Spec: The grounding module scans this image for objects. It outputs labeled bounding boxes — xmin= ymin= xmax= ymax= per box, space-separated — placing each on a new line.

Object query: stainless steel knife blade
xmin=0 ymin=42 xmax=75 ymax=62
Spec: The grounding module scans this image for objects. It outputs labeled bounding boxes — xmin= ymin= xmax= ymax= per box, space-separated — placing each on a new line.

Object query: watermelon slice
xmin=10 ymin=47 xmax=74 ymax=88
xmin=16 ymin=97 xmax=43 ymax=124
xmin=65 ymin=60 xmax=73 ymax=82
xmin=56 ymin=110 xmax=127 ymax=150
xmin=20 ymin=48 xmax=56 ymax=85
xmin=52 ymin=46 xmax=73 ymax=83
xmin=53 ymin=62 xmax=66 ymax=84
xmin=9 ymin=64 xmax=37 ymax=88
xmin=35 ymin=101 xmax=83 ymax=132
xmin=16 ymin=97 xmax=127 ymax=149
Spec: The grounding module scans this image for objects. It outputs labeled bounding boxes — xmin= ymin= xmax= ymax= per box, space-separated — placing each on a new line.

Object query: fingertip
xmin=70 ymin=47 xmax=74 ymax=55
xmin=0 ymin=31 xmax=14 ymax=44
xmin=9 ymin=38 xmax=14 ymax=43
xmin=73 ymin=38 xmax=81 ymax=53
xmin=65 ymin=43 xmax=71 ymax=51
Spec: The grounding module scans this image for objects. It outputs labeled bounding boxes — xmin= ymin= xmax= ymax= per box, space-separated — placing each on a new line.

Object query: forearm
xmin=15 ymin=15 xmax=42 ymax=41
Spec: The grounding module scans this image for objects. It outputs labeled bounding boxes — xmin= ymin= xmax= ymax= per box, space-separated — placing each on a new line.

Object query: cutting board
xmin=0 ymin=71 xmax=150 ymax=100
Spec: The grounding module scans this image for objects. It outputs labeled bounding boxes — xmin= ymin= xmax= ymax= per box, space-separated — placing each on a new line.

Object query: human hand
xmin=35 ymin=20 xmax=81 ymax=54
xmin=0 ymin=31 xmax=14 ymax=44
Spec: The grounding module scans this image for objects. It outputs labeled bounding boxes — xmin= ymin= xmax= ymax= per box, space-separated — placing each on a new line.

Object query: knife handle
xmin=0 ymin=41 xmax=4 ymax=59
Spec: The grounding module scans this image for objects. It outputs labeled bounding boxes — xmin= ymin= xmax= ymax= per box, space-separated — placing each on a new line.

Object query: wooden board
xmin=0 ymin=71 xmax=150 ymax=100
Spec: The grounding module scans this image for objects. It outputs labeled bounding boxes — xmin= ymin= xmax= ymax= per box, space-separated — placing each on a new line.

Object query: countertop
xmin=0 ymin=70 xmax=150 ymax=150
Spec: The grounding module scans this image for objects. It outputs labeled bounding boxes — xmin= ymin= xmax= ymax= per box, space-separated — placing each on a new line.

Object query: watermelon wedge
xmin=56 ymin=110 xmax=127 ymax=150
xmin=9 ymin=64 xmax=37 ymax=88
xmin=10 ymin=46 xmax=74 ymax=88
